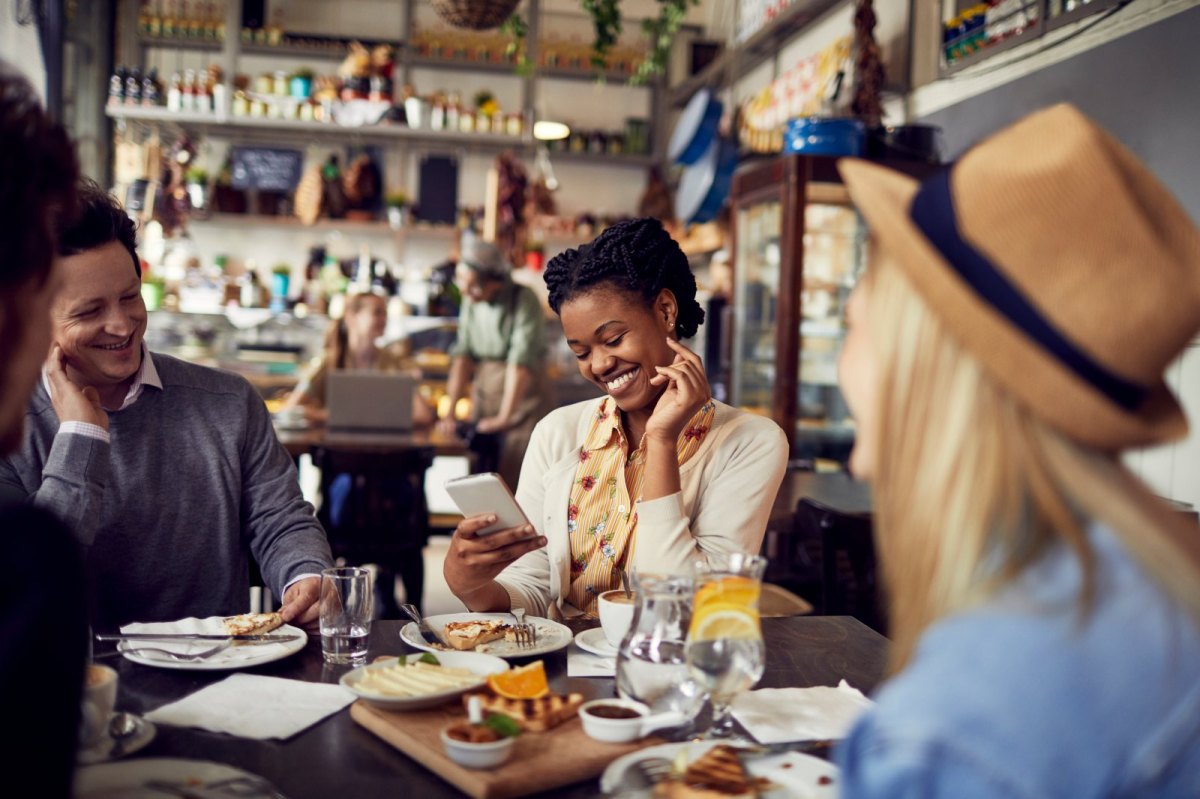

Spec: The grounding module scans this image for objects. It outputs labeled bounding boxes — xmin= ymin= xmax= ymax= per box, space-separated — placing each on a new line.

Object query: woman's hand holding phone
xmin=444 ymin=514 xmax=547 ymax=602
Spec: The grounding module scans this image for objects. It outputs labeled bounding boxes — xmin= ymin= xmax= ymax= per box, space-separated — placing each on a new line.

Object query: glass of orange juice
xmin=686 ymin=553 xmax=768 ymax=739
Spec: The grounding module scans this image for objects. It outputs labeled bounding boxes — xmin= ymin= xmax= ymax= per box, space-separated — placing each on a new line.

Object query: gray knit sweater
xmin=0 ymin=353 xmax=333 ymax=628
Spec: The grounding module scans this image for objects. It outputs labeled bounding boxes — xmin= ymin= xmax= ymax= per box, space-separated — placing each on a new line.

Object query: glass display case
xmin=729 ymin=156 xmax=867 ymax=463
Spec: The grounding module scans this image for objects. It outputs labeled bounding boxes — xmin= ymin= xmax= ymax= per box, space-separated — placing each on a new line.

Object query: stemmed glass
xmin=685 ymin=553 xmax=768 ymax=739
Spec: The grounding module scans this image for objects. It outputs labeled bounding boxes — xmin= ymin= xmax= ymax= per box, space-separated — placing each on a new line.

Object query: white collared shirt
xmin=42 ymin=341 xmax=162 ymax=444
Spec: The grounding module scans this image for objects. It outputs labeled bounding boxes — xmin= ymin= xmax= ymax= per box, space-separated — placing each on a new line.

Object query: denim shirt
xmin=835 ymin=523 xmax=1200 ymax=798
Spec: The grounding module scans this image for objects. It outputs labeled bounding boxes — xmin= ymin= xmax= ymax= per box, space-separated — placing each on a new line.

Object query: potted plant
xmin=289 ymin=67 xmax=315 ymax=100
xmin=185 ymin=167 xmax=210 ymax=217
xmin=385 ymin=192 xmax=409 ymax=229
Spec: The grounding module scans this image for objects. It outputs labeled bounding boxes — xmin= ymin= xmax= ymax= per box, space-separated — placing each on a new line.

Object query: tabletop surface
xmin=275 ymin=424 xmax=470 ymax=457
xmin=96 ymin=616 xmax=888 ymax=799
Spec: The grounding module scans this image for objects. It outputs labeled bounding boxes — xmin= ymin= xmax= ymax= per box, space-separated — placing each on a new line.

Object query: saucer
xmin=78 ymin=713 xmax=156 ymax=765
xmin=574 ymin=628 xmax=619 ymax=658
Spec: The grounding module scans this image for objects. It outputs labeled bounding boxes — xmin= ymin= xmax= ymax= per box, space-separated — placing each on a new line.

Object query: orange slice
xmin=695 ymin=576 xmax=761 ymax=612
xmin=486 ymin=660 xmax=549 ymax=700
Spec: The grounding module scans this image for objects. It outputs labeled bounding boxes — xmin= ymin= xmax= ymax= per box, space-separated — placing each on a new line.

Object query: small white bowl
xmin=439 ymin=728 xmax=515 ymax=769
xmin=578 ymin=698 xmax=687 ymax=744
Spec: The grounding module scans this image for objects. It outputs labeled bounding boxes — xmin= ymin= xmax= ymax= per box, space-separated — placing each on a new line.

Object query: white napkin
xmin=567 ymin=642 xmax=616 ymax=678
xmin=731 ymin=680 xmax=874 ymax=743
xmin=120 ymin=617 xmax=302 ymax=664
xmin=145 ymin=673 xmax=355 ymax=740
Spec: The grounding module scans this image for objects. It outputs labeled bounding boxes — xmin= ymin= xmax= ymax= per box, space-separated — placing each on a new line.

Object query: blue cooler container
xmin=784 ymin=117 xmax=866 ymax=157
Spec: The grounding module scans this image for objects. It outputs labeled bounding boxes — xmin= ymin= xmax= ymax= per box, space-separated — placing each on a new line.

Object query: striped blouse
xmin=565 ymin=397 xmax=717 ymax=616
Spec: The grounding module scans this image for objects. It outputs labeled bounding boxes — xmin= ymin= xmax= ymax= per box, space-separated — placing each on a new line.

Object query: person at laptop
xmin=0 ymin=181 xmax=334 ymax=630
xmin=436 ymin=238 xmax=548 ymax=488
xmin=282 ymin=290 xmax=434 ymax=426
xmin=443 ymin=218 xmax=789 ymax=619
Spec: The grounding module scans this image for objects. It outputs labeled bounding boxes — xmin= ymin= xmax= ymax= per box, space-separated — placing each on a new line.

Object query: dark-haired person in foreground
xmin=445 ymin=218 xmax=789 ymax=617
xmin=0 ymin=181 xmax=333 ymax=630
xmin=0 ymin=64 xmax=87 ymax=797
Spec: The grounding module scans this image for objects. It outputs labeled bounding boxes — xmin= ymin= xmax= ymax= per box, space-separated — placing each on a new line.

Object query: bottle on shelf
xmin=142 ymin=68 xmax=161 ymax=107
xmin=124 ymin=68 xmax=143 ymax=106
xmin=181 ymin=69 xmax=196 ymax=112
xmin=108 ymin=66 xmax=126 ymax=106
xmin=167 ymin=71 xmax=182 ymax=111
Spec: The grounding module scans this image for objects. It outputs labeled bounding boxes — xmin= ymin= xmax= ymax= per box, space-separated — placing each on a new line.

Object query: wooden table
xmin=98 ymin=617 xmax=888 ymax=798
xmin=275 ymin=425 xmax=471 ymax=459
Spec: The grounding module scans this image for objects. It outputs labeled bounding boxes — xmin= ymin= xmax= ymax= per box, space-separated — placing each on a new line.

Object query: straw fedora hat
xmin=839 ymin=103 xmax=1200 ymax=451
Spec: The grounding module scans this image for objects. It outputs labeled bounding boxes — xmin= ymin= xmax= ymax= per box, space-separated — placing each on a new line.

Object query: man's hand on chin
xmin=279 ymin=576 xmax=322 ymax=631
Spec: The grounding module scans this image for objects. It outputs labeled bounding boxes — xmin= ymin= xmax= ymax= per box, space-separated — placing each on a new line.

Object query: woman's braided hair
xmin=544 ymin=217 xmax=705 ymax=339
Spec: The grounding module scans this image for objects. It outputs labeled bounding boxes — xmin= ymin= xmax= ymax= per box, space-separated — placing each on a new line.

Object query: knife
xmin=399 ymin=602 xmax=443 ymax=647
xmin=96 ymin=633 xmax=304 ymax=643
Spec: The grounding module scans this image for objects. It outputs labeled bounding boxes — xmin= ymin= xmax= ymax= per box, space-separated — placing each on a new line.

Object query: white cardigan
xmin=498 ymin=397 xmax=790 ymax=617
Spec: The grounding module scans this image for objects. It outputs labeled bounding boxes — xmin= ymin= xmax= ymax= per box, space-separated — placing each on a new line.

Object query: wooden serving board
xmin=350 ymin=700 xmax=656 ymax=798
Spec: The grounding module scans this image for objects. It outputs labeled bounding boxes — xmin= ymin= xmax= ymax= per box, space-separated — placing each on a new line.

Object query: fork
xmin=121 ymin=641 xmax=232 ymax=661
xmin=510 ymin=608 xmax=536 ymax=648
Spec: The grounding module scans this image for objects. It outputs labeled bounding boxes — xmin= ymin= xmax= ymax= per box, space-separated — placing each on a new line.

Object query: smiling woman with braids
xmin=444 ymin=218 xmax=788 ymax=618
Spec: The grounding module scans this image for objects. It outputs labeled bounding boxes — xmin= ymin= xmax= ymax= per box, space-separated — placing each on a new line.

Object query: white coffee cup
xmin=80 ymin=663 xmax=118 ymax=749
xmin=598 ymin=589 xmax=636 ymax=649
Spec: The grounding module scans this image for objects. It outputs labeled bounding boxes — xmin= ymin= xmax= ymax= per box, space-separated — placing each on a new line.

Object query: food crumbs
xmin=818 ymin=775 xmax=834 ymax=785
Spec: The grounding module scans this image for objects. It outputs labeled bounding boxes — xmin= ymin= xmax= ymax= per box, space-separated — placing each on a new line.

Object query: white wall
xmin=0 ymin=8 xmax=46 ymax=99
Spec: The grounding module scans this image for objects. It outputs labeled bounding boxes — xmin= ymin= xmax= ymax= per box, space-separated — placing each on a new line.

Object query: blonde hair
xmin=866 ymin=260 xmax=1200 ymax=671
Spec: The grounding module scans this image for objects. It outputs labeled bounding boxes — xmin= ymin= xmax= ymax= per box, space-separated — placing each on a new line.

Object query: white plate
xmin=574 ymin=628 xmax=619 ymax=658
xmin=400 ymin=612 xmax=573 ymax=659
xmin=340 ymin=651 xmax=509 ymax=711
xmin=75 ymin=757 xmax=272 ymax=798
xmin=601 ymin=741 xmax=839 ymax=798
xmin=117 ymin=619 xmax=307 ymax=671
xmin=78 ymin=713 xmax=157 ymax=765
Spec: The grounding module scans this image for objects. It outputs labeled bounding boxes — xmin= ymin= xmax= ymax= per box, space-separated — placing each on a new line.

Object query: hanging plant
xmin=501 ymin=0 xmax=699 ymax=85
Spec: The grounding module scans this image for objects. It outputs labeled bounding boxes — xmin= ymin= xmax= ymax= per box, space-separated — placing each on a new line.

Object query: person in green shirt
xmin=437 ymin=239 xmax=547 ymax=488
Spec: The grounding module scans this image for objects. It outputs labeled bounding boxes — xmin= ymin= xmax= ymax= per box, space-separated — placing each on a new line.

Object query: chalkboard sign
xmin=230 ymin=147 xmax=303 ymax=192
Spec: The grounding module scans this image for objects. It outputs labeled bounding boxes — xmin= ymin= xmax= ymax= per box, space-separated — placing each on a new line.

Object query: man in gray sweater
xmin=0 ymin=182 xmax=333 ymax=630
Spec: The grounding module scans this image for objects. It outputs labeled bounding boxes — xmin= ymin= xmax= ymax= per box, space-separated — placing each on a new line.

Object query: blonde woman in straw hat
xmin=834 ymin=104 xmax=1200 ymax=796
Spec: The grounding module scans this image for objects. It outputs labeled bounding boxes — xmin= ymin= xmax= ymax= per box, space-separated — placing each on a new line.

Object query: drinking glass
xmin=686 ymin=552 xmax=768 ymax=739
xmin=615 ymin=572 xmax=704 ymax=719
xmin=319 ymin=567 xmax=372 ymax=664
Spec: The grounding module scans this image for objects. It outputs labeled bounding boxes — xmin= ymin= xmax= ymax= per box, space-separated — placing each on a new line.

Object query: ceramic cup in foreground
xmin=598 ymin=588 xmax=637 ymax=649
xmin=80 ymin=663 xmax=118 ymax=749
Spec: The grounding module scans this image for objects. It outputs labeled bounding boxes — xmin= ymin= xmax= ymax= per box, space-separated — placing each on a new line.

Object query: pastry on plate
xmin=223 ymin=611 xmax=284 ymax=638
xmin=443 ymin=619 xmax=511 ymax=651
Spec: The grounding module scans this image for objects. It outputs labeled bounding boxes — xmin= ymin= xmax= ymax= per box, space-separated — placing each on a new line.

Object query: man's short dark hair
xmin=0 ymin=65 xmax=79 ymax=293
xmin=58 ymin=179 xmax=141 ymax=277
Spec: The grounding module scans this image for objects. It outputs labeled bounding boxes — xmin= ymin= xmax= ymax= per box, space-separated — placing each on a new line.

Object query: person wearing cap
xmin=437 ymin=238 xmax=548 ymax=489
xmin=833 ymin=104 xmax=1200 ymax=796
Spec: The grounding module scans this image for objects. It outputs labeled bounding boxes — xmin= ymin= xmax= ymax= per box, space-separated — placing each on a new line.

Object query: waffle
xmin=461 ymin=691 xmax=584 ymax=732
xmin=652 ymin=745 xmax=770 ymax=799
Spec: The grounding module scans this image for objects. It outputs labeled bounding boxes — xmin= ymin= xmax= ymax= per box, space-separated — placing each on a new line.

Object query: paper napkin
xmin=120 ymin=616 xmax=302 ymax=664
xmin=146 ymin=673 xmax=355 ymax=739
xmin=567 ymin=642 xmax=616 ymax=678
xmin=731 ymin=680 xmax=874 ymax=743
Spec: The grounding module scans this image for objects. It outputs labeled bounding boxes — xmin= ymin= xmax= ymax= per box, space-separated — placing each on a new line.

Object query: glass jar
xmin=615 ymin=572 xmax=704 ymax=718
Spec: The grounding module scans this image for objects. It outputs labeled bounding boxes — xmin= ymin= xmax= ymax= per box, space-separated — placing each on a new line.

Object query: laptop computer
xmin=325 ymin=372 xmax=416 ymax=439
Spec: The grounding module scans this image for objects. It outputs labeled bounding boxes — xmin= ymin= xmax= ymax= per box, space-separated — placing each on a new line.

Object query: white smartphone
xmin=443 ymin=472 xmax=532 ymax=536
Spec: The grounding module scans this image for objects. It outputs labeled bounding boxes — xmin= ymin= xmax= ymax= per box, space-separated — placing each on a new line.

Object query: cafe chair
xmin=794 ymin=497 xmax=887 ymax=635
xmin=312 ymin=445 xmax=435 ymax=619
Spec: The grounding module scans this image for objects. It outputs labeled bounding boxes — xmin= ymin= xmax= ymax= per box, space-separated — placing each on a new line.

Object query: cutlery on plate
xmin=510 ymin=607 xmax=536 ymax=648
xmin=399 ymin=603 xmax=443 ymax=647
xmin=96 ymin=633 xmax=303 ymax=643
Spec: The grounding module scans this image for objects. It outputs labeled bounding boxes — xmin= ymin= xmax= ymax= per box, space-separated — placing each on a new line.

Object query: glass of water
xmin=319 ymin=566 xmax=372 ymax=664
xmin=615 ymin=572 xmax=704 ymax=719
xmin=686 ymin=553 xmax=768 ymax=739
